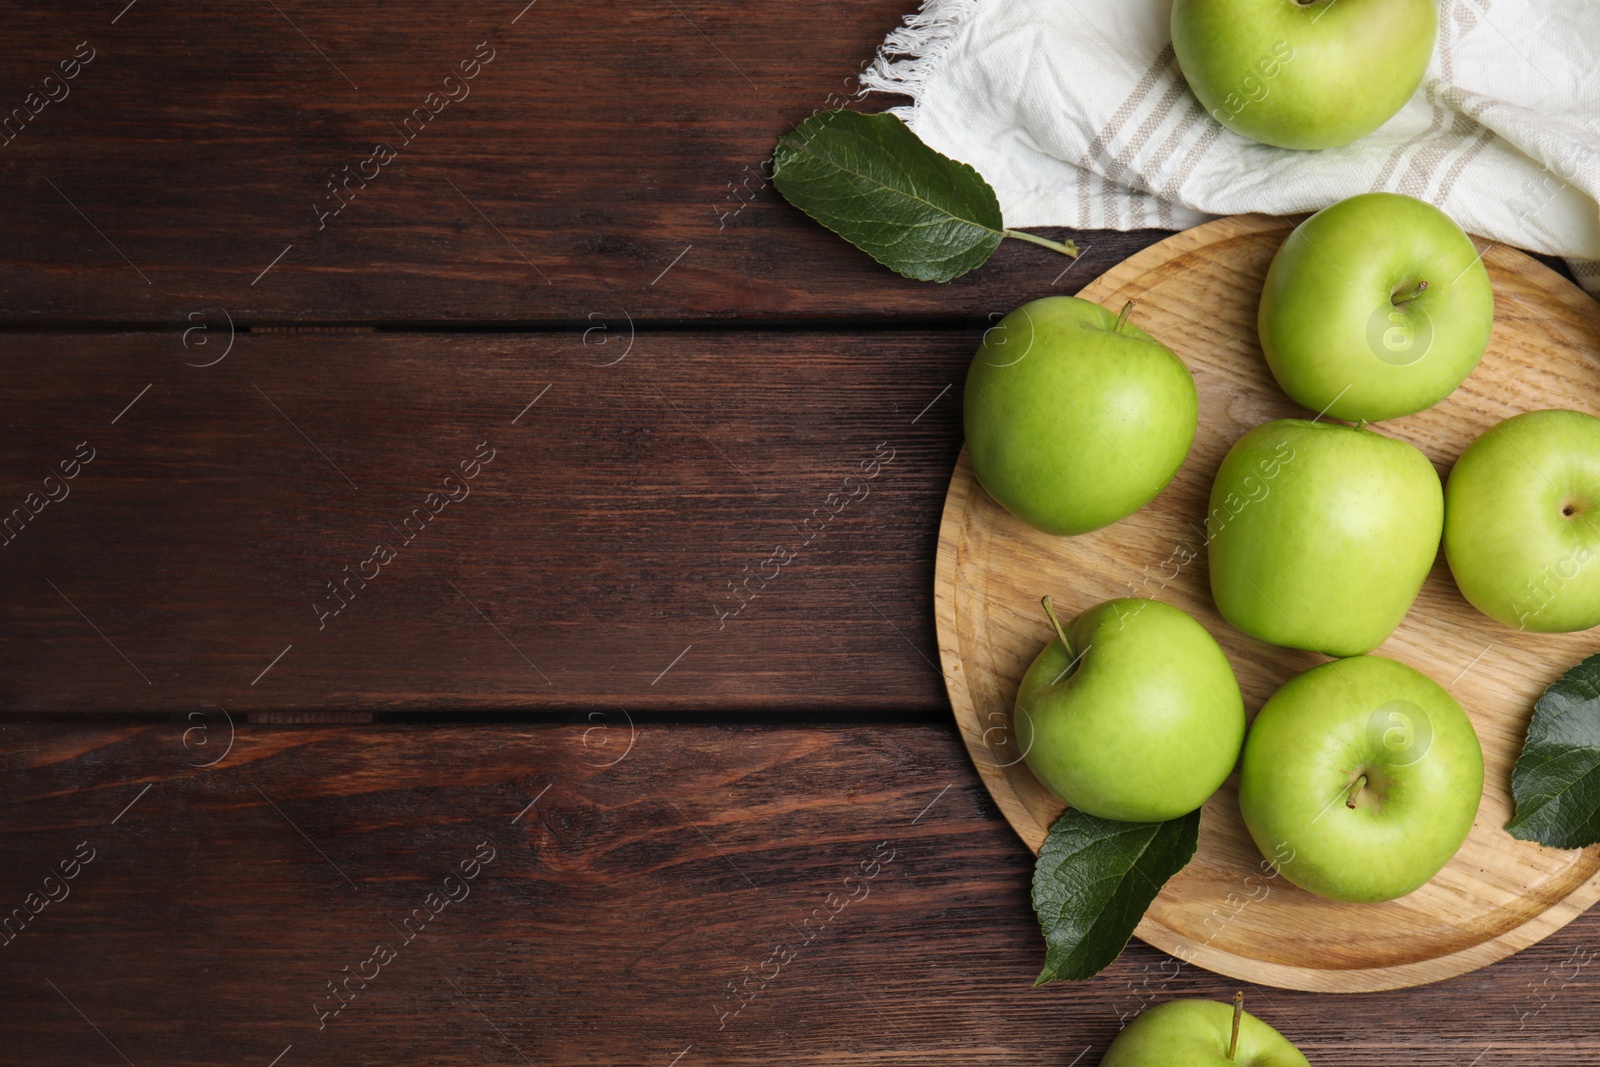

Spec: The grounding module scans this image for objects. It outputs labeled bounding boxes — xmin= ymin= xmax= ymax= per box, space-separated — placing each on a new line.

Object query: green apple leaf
xmin=770 ymin=110 xmax=1076 ymax=283
xmin=1508 ymin=653 xmax=1600 ymax=849
xmin=1032 ymin=807 xmax=1201 ymax=984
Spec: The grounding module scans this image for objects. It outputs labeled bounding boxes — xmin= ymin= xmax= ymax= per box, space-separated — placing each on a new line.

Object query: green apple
xmin=1016 ymin=596 xmax=1244 ymax=822
xmin=965 ymin=296 xmax=1197 ymax=536
xmin=1208 ymin=418 xmax=1442 ymax=656
xmin=1171 ymin=0 xmax=1436 ymax=150
xmin=1445 ymin=409 xmax=1600 ymax=632
xmin=1102 ymin=997 xmax=1308 ymax=1067
xmin=1259 ymin=192 xmax=1494 ymax=423
xmin=1239 ymin=655 xmax=1483 ymax=903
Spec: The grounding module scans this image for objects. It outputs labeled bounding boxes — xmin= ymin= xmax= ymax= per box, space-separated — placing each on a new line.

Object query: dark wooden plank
xmin=0 ymin=1 xmax=1162 ymax=324
xmin=3 ymin=722 xmax=1597 ymax=1065
xmin=0 ymin=328 xmax=969 ymax=713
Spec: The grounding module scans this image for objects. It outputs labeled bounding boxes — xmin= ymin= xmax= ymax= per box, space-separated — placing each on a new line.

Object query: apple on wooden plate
xmin=1238 ymin=655 xmax=1484 ymax=904
xmin=1259 ymin=192 xmax=1494 ymax=423
xmin=1207 ymin=418 xmax=1442 ymax=657
xmin=1015 ymin=596 xmax=1244 ymax=823
xmin=964 ymin=297 xmax=1197 ymax=536
xmin=1445 ymin=409 xmax=1600 ymax=633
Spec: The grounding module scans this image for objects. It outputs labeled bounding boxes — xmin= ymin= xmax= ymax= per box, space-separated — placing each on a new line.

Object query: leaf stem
xmin=1228 ymin=991 xmax=1244 ymax=1061
xmin=1004 ymin=229 xmax=1080 ymax=258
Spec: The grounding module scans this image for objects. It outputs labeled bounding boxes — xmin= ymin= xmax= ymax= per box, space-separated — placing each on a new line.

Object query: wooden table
xmin=3 ymin=3 xmax=1595 ymax=1063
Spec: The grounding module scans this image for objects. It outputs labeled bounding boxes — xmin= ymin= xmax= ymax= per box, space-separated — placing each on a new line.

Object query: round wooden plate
xmin=936 ymin=213 xmax=1600 ymax=993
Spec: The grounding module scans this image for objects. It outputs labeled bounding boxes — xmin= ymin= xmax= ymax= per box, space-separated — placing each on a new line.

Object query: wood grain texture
xmin=0 ymin=327 xmax=972 ymax=714
xmin=937 ymin=215 xmax=1600 ymax=991
xmin=5 ymin=722 xmax=1600 ymax=1066
xmin=0 ymin=1 xmax=1159 ymax=324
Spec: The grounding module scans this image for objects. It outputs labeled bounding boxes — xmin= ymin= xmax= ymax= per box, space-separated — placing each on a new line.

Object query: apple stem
xmin=1345 ymin=773 xmax=1368 ymax=809
xmin=1392 ymin=279 xmax=1430 ymax=304
xmin=1003 ymin=229 xmax=1080 ymax=259
xmin=1228 ymin=990 xmax=1244 ymax=1061
xmin=1040 ymin=595 xmax=1073 ymax=653
xmin=1113 ymin=301 xmax=1135 ymax=334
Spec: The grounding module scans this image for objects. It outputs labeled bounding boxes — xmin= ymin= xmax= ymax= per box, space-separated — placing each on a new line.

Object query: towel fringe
xmin=859 ymin=0 xmax=982 ymax=122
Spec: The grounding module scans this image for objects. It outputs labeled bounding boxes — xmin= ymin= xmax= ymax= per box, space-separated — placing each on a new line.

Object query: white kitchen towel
xmin=861 ymin=0 xmax=1600 ymax=295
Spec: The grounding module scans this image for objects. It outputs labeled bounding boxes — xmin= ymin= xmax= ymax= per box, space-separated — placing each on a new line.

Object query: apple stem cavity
xmin=1345 ymin=773 xmax=1369 ymax=809
xmin=1113 ymin=301 xmax=1135 ymax=334
xmin=1002 ymin=229 xmax=1080 ymax=259
xmin=1391 ymin=279 xmax=1430 ymax=304
xmin=1228 ymin=990 xmax=1244 ymax=1061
